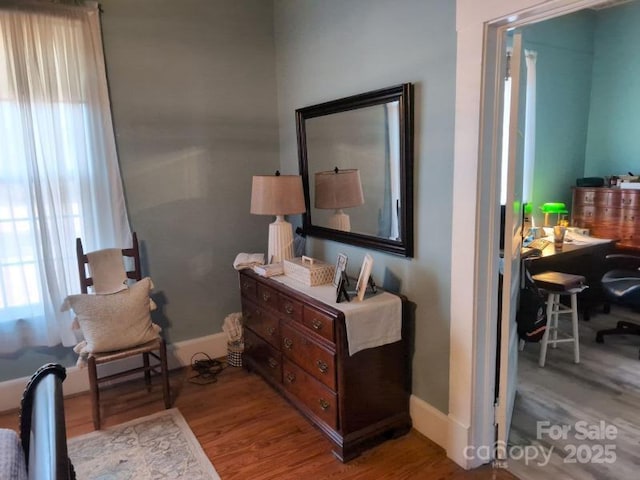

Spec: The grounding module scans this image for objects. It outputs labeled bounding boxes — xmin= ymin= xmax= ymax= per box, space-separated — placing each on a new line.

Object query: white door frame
xmin=450 ymin=0 xmax=612 ymax=469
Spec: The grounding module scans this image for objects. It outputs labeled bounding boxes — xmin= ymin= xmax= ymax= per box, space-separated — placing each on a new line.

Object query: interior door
xmin=496 ymin=31 xmax=524 ymax=456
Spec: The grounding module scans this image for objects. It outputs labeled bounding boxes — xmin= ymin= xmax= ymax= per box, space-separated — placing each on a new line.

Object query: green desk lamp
xmin=540 ymin=202 xmax=568 ymax=226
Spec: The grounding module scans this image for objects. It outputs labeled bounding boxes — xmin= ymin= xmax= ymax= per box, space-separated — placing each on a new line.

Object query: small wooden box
xmin=284 ymin=256 xmax=335 ymax=286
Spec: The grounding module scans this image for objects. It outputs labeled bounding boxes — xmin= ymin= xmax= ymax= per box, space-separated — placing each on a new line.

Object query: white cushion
xmin=0 ymin=429 xmax=27 ymax=480
xmin=64 ymin=277 xmax=160 ymax=354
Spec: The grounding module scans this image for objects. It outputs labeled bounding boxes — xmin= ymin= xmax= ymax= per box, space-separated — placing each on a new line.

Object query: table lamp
xmin=314 ymin=167 xmax=364 ymax=232
xmin=250 ymin=171 xmax=306 ymax=263
xmin=540 ymin=202 xmax=568 ymax=227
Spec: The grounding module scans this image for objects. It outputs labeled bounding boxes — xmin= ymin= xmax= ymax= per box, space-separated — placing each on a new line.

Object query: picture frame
xmin=355 ymin=254 xmax=373 ymax=301
xmin=332 ymin=253 xmax=348 ymax=287
xmin=335 ymin=271 xmax=350 ymax=303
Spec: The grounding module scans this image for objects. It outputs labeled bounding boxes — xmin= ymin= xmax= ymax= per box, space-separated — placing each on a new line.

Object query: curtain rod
xmin=0 ymin=1 xmax=98 ymax=14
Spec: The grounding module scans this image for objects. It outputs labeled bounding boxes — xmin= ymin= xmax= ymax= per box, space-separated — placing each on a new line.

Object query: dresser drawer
xmin=621 ymin=192 xmax=640 ymax=208
xmin=573 ymin=188 xmax=598 ymax=205
xmin=594 ymin=206 xmax=621 ymax=224
xmin=283 ymin=359 xmax=338 ymax=430
xmin=244 ymin=328 xmax=282 ymax=385
xmin=257 ymin=283 xmax=279 ymax=311
xmin=621 ymin=209 xmax=639 ymax=225
xmin=279 ymin=294 xmax=303 ymax=322
xmin=572 ymin=205 xmax=596 ymax=227
xmin=239 ymin=274 xmax=257 ymax=300
xmin=619 ymin=227 xmax=640 ymax=245
xmin=593 ymin=189 xmax=621 ymax=207
xmin=302 ymin=306 xmax=335 ymax=343
xmin=281 ymin=321 xmax=336 ymax=391
xmin=242 ymin=302 xmax=280 ymax=348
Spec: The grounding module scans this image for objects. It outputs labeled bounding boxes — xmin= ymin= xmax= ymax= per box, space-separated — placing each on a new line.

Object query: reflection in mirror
xmin=314 ymin=167 xmax=364 ymax=232
xmin=296 ymin=84 xmax=413 ymax=257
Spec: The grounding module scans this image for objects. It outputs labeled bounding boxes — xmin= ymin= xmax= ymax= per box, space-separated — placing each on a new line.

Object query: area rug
xmin=67 ymin=408 xmax=220 ymax=479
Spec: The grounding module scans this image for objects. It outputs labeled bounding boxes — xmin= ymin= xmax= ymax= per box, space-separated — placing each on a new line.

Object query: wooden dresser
xmin=571 ymin=187 xmax=640 ymax=250
xmin=238 ymin=269 xmax=411 ymax=462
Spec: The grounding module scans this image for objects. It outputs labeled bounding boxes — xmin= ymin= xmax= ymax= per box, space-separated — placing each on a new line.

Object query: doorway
xmin=450 ymin=0 xmax=636 ymax=472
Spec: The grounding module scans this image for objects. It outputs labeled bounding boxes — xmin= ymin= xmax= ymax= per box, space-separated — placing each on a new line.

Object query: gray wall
xmin=1 ymin=0 xmax=458 ymax=415
xmin=102 ymin=0 xmax=280 ymax=343
xmin=0 ymin=0 xmax=279 ymax=381
xmin=274 ymin=0 xmax=456 ymax=412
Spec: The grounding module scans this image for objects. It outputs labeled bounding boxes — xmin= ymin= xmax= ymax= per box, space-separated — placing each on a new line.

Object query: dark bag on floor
xmin=517 ymin=269 xmax=548 ymax=342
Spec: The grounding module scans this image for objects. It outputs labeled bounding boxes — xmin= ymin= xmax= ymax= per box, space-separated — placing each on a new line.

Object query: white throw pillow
xmin=64 ymin=277 xmax=160 ymax=355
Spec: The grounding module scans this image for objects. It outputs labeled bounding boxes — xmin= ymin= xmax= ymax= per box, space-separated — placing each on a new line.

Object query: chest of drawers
xmin=571 ymin=187 xmax=640 ymax=250
xmin=238 ymin=269 xmax=411 ymax=462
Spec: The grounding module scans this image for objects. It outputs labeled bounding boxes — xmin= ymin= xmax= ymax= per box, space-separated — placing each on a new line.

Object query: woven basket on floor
xmin=227 ymin=342 xmax=243 ymax=367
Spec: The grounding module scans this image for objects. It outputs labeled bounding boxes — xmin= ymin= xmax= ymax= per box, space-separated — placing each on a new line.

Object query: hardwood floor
xmin=0 ymin=364 xmax=517 ymax=480
xmin=509 ymin=306 xmax=640 ymax=480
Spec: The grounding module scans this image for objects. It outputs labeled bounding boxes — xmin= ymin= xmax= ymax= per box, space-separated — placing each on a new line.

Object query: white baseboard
xmin=0 ymin=332 xmax=227 ymax=414
xmin=446 ymin=413 xmax=481 ymax=469
xmin=409 ymin=394 xmax=450 ymax=450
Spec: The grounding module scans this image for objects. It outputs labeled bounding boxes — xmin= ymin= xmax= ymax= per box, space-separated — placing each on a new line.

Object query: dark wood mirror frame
xmin=296 ymin=83 xmax=414 ymax=257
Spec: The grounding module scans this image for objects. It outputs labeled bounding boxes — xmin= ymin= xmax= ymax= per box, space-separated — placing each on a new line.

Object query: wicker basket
xmin=227 ymin=341 xmax=243 ymax=367
xmin=284 ymin=256 xmax=335 ymax=286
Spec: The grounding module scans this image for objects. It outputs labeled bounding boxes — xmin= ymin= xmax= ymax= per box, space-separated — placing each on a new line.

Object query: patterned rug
xmin=68 ymin=408 xmax=220 ymax=479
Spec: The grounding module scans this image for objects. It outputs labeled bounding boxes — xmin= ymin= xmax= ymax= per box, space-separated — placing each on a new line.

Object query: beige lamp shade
xmin=314 ymin=168 xmax=365 ymax=209
xmin=250 ymin=174 xmax=306 ymax=216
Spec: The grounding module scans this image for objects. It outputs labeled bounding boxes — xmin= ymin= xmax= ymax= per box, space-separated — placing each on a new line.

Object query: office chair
xmin=595 ymin=254 xmax=640 ymax=359
xmin=76 ymin=233 xmax=171 ymax=429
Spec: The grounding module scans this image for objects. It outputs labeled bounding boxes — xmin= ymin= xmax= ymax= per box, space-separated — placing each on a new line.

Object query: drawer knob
xmin=242 ymin=281 xmax=250 ymax=290
xmin=285 ymin=372 xmax=296 ymax=384
xmin=316 ymin=359 xmax=328 ymax=374
xmin=319 ymin=399 xmax=330 ymax=411
xmin=267 ymin=326 xmax=276 ymax=336
xmin=262 ymin=292 xmax=271 ymax=302
xmin=283 ymin=338 xmax=293 ymax=350
xmin=268 ymin=357 xmax=278 ymax=369
xmin=311 ymin=319 xmax=323 ymax=331
xmin=285 ymin=304 xmax=294 ymax=314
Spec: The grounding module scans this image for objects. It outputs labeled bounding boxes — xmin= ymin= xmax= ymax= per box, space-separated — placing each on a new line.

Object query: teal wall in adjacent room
xmin=273 ymin=0 xmax=456 ymax=412
xmin=584 ymin=1 xmax=640 ymax=177
xmin=522 ymin=11 xmax=595 ymax=226
xmin=522 ymin=2 xmax=640 ymax=224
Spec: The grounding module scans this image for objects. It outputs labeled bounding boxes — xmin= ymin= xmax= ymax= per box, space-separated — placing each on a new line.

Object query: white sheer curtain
xmin=522 ymin=49 xmax=537 ymax=204
xmin=0 ymin=2 xmax=131 ymax=353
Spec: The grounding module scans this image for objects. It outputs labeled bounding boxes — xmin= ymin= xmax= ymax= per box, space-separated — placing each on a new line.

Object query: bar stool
xmin=531 ymin=271 xmax=587 ymax=367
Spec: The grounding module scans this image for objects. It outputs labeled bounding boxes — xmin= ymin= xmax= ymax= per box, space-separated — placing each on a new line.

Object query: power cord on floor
xmin=189 ymin=352 xmax=225 ymax=385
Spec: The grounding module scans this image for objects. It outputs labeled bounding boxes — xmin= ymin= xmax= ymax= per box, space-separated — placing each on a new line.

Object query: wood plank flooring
xmin=508 ymin=306 xmax=640 ymax=480
xmin=0 ymin=363 xmax=516 ymax=480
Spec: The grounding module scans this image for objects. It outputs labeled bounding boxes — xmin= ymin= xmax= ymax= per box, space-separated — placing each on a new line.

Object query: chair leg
xmin=539 ymin=294 xmax=554 ymax=367
xmin=143 ymin=352 xmax=151 ymax=391
xmin=160 ymin=339 xmax=171 ymax=409
xmin=551 ymin=294 xmax=559 ymax=348
xmin=88 ymin=356 xmax=100 ymax=430
xmin=571 ymin=293 xmax=580 ymax=364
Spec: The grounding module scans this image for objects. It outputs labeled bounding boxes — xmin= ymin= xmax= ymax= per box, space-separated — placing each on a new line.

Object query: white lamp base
xmin=268 ymin=215 xmax=295 ymax=263
xmin=328 ymin=209 xmax=351 ymax=232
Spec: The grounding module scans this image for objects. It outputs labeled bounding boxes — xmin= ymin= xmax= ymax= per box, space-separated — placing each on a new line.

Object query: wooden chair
xmin=76 ymin=233 xmax=171 ymax=429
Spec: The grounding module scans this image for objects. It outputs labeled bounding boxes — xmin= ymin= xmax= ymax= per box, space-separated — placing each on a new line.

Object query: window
xmin=0 ymin=5 xmax=130 ymax=352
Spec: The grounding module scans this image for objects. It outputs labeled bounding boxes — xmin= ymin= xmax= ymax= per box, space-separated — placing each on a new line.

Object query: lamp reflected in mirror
xmin=314 ymin=167 xmax=364 ymax=232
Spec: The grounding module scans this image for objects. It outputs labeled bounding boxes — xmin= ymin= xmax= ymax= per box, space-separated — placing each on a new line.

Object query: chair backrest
xmin=76 ymin=232 xmax=141 ymax=294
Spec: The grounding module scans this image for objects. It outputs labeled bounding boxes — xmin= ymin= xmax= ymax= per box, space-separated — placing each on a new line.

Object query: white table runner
xmin=271 ymin=275 xmax=402 ymax=356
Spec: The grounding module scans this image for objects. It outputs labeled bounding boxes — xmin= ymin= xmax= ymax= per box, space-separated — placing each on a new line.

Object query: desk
xmin=523 ymin=239 xmax=615 ymax=320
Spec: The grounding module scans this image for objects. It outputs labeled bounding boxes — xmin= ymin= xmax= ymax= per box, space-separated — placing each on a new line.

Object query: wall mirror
xmin=296 ymin=83 xmax=414 ymax=257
